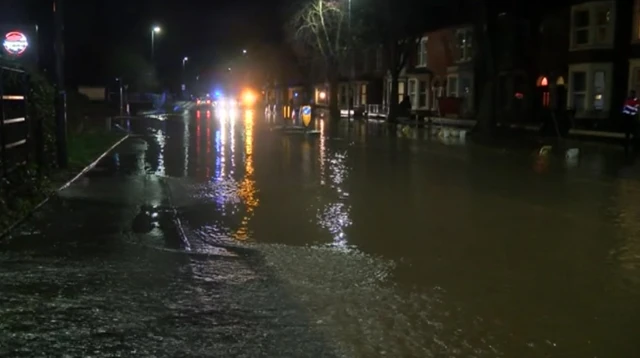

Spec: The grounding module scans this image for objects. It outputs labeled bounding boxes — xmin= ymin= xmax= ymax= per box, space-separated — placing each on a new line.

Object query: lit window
xmin=593 ymin=71 xmax=605 ymax=110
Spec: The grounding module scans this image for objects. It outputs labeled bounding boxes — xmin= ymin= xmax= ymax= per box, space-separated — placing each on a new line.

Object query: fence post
xmin=26 ymin=74 xmax=44 ymax=173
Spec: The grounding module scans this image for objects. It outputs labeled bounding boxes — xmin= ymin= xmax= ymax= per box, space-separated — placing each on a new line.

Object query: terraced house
xmin=382 ymin=25 xmax=476 ymax=119
xmin=567 ymin=0 xmax=639 ymax=130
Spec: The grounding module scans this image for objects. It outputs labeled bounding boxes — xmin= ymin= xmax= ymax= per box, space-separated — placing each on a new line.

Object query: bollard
xmin=105 ymin=117 xmax=112 ymax=132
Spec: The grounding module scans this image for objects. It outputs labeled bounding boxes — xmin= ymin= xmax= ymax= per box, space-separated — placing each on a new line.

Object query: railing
xmin=0 ymin=66 xmax=38 ymax=177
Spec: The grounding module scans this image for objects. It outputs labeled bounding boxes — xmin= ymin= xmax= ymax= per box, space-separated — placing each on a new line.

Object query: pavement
xmin=0 ymin=136 xmax=337 ymax=357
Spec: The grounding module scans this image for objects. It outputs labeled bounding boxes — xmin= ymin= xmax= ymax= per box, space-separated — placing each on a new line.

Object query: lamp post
xmin=151 ymin=26 xmax=161 ymax=60
xmin=182 ymin=57 xmax=188 ymax=93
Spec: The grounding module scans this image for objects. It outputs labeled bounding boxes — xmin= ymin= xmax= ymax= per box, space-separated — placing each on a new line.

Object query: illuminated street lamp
xmin=182 ymin=57 xmax=189 ymax=93
xmin=151 ymin=25 xmax=161 ymax=60
xmin=242 ymin=49 xmax=247 ymax=54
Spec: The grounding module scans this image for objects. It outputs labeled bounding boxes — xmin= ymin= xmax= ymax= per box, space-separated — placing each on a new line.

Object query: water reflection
xmin=154 ymin=129 xmax=165 ymax=176
xmin=317 ymin=120 xmax=352 ymax=249
xmin=234 ymin=110 xmax=258 ymax=240
xmin=139 ymin=112 xmax=640 ymax=357
xmin=183 ymin=118 xmax=189 ymax=177
xmin=215 ymin=118 xmax=225 ymax=181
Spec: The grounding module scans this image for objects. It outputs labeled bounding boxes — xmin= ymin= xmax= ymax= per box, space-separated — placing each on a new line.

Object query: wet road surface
xmin=2 ymin=108 xmax=640 ymax=357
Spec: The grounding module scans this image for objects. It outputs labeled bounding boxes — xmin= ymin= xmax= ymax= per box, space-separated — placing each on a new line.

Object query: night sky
xmin=1 ymin=0 xmax=284 ymax=86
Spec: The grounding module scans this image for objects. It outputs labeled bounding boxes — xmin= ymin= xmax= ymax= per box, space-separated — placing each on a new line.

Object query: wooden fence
xmin=0 ymin=66 xmax=42 ymax=178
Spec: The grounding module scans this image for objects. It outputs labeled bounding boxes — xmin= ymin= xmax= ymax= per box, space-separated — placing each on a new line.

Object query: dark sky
xmin=1 ymin=0 xmax=285 ymax=86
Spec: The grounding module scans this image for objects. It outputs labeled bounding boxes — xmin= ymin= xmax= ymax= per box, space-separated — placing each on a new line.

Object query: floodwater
xmin=2 ymin=108 xmax=640 ymax=357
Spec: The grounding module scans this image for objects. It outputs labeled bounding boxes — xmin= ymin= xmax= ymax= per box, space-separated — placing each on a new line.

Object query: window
xmin=447 ymin=76 xmax=458 ymax=97
xmin=632 ymin=68 xmax=640 ymax=94
xmin=417 ymin=37 xmax=428 ymax=67
xmin=398 ymin=82 xmax=406 ymax=103
xmin=431 ymin=81 xmax=443 ymax=111
xmin=456 ymin=29 xmax=473 ymax=62
xmin=360 ymin=84 xmax=367 ymax=105
xmin=593 ymin=71 xmax=605 ymax=110
xmin=573 ymin=10 xmax=590 ymax=45
xmin=408 ymin=80 xmax=417 ymax=108
xmin=595 ymin=8 xmax=611 ymax=43
xmin=419 ymin=81 xmax=428 ymax=108
xmin=571 ymin=71 xmax=587 ymax=111
xmin=460 ymin=77 xmax=472 ymax=96
xmin=571 ymin=2 xmax=614 ymax=48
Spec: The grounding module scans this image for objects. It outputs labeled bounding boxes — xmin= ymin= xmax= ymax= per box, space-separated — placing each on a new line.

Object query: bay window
xmin=568 ymin=63 xmax=613 ymax=115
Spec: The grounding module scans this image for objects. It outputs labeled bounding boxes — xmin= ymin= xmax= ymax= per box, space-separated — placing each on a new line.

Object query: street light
xmin=242 ymin=49 xmax=247 ymax=54
xmin=151 ymin=25 xmax=161 ymax=60
xmin=182 ymin=57 xmax=189 ymax=93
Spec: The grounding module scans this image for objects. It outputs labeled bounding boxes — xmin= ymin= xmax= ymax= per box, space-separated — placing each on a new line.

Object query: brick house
xmin=383 ymin=25 xmax=476 ymax=118
xmin=566 ymin=0 xmax=633 ymax=130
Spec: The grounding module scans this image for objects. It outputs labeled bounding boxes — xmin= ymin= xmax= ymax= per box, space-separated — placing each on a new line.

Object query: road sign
xmin=301 ymin=105 xmax=312 ymax=127
xmin=3 ymin=31 xmax=28 ymax=56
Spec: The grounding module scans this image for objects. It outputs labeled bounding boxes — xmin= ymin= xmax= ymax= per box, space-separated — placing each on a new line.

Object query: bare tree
xmin=287 ymin=0 xmax=349 ymax=120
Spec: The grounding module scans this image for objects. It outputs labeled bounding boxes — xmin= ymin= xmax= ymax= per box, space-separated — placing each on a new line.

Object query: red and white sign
xmin=3 ymin=31 xmax=28 ymax=56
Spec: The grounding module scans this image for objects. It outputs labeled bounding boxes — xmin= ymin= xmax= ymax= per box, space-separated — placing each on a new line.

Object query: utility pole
xmin=53 ymin=0 xmax=68 ymax=168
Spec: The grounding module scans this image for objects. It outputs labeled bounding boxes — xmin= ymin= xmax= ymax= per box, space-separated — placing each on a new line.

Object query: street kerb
xmin=0 ymin=134 xmax=131 ymax=239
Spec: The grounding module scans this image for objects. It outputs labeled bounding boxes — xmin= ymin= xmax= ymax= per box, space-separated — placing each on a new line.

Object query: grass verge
xmin=0 ymin=131 xmax=127 ymax=236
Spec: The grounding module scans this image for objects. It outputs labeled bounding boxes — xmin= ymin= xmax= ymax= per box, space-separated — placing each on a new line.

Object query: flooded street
xmin=2 ymin=108 xmax=640 ymax=357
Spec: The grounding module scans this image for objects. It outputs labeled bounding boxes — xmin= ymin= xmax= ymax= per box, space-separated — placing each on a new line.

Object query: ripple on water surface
xmin=255 ymin=244 xmax=503 ymax=357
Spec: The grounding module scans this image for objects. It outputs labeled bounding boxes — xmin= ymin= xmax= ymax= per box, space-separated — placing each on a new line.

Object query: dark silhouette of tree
xmin=286 ymin=0 xmax=348 ymax=120
xmin=105 ymin=46 xmax=159 ymax=92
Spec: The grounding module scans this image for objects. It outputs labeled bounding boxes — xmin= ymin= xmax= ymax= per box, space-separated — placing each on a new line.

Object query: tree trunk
xmin=388 ymin=73 xmax=400 ymax=122
xmin=472 ymin=0 xmax=497 ymax=135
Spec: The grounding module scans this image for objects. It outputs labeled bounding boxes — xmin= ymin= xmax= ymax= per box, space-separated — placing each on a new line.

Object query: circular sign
xmin=3 ymin=31 xmax=28 ymax=56
xmin=301 ymin=105 xmax=312 ymax=127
